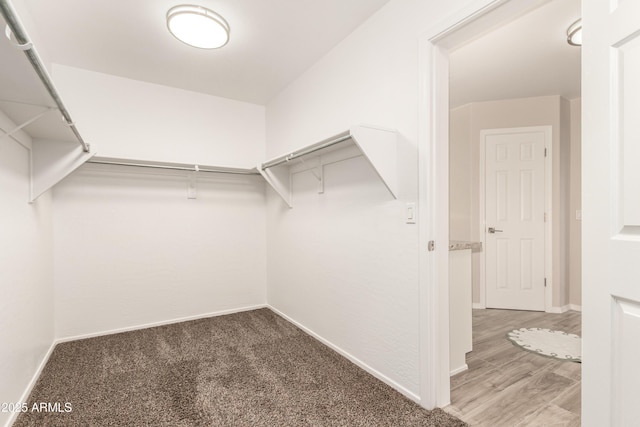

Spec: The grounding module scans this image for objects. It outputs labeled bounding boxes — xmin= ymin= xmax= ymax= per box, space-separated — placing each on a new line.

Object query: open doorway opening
xmin=442 ymin=0 xmax=582 ymax=424
xmin=414 ymin=0 xmax=583 ymax=417
xmin=448 ymin=0 xmax=581 ymax=314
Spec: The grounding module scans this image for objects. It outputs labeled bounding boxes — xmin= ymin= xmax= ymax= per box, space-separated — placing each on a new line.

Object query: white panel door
xmin=583 ymin=1 xmax=640 ymax=425
xmin=483 ymin=128 xmax=546 ymax=311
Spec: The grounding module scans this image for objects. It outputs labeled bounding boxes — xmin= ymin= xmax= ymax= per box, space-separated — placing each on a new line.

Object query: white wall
xmin=46 ymin=62 xmax=269 ymax=340
xmin=559 ymin=97 xmax=572 ymax=308
xmin=52 ymin=64 xmax=265 ymax=168
xmin=0 ymin=111 xmax=54 ymax=427
xmin=266 ymin=154 xmax=420 ymax=395
xmin=569 ymin=98 xmax=582 ymax=308
xmin=450 ymin=104 xmax=472 ymax=242
xmin=52 ymin=165 xmax=267 ymax=340
xmin=265 ymin=0 xmax=474 ymax=399
xmin=449 ymin=95 xmax=580 ymax=309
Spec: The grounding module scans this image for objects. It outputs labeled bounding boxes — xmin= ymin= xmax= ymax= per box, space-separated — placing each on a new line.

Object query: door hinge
xmin=428 ymin=240 xmax=435 ymax=252
xmin=544 ymin=278 xmax=547 ymax=287
xmin=544 ymin=147 xmax=547 ymax=157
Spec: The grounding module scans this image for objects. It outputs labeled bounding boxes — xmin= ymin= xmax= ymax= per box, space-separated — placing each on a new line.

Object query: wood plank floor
xmin=444 ymin=309 xmax=581 ymax=426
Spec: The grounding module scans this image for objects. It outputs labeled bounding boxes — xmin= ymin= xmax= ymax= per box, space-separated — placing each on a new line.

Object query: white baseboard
xmin=548 ymin=304 xmax=582 ymax=314
xmin=547 ymin=305 xmax=569 ymax=314
xmin=267 ymin=306 xmax=421 ymax=404
xmin=5 ymin=341 xmax=57 ymax=427
xmin=55 ymin=304 xmax=268 ymax=344
xmin=450 ymin=364 xmax=468 ymax=376
xmin=475 ymin=304 xmax=580 ymax=313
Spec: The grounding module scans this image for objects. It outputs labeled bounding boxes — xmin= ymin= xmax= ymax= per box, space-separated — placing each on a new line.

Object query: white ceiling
xmin=449 ymin=0 xmax=581 ymax=108
xmin=19 ymin=0 xmax=392 ymax=105
xmin=1 ymin=0 xmax=580 ymax=142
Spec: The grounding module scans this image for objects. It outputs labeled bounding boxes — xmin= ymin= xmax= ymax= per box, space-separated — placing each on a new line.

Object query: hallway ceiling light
xmin=166 ymin=5 xmax=230 ymax=49
xmin=567 ymin=19 xmax=582 ymax=46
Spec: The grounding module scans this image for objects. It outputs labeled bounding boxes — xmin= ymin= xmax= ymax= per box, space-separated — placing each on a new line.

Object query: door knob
xmin=488 ymin=227 xmax=503 ymax=233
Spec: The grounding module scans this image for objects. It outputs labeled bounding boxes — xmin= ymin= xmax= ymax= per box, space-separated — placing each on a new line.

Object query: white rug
xmin=507 ymin=328 xmax=581 ymax=362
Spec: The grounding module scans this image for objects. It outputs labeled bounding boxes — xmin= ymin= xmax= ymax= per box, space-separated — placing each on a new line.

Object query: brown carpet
xmin=14 ymin=308 xmax=465 ymax=426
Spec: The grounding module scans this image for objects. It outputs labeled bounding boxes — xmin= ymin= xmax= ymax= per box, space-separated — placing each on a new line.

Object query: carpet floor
xmin=14 ymin=308 xmax=465 ymax=426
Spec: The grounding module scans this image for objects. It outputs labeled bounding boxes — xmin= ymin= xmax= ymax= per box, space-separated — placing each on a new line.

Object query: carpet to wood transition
xmin=14 ymin=308 xmax=465 ymax=426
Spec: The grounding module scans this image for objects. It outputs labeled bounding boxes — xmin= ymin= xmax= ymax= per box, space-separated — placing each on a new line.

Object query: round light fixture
xmin=167 ymin=5 xmax=229 ymax=49
xmin=567 ymin=19 xmax=582 ymax=46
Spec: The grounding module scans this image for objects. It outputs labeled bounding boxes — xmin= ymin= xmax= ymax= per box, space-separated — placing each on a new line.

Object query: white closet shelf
xmin=258 ymin=125 xmax=398 ymax=207
xmin=87 ymin=157 xmax=260 ymax=176
xmin=1 ymin=0 xmax=89 ymax=153
xmin=2 ymin=0 xmax=95 ymax=202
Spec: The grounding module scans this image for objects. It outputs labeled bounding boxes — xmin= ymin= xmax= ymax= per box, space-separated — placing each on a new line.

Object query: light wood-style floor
xmin=444 ymin=309 xmax=581 ymax=426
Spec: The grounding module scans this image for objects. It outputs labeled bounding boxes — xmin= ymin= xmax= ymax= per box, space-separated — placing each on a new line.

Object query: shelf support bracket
xmin=0 ymin=108 xmax=51 ymax=142
xmin=258 ymin=163 xmax=292 ymax=208
xmin=297 ymin=156 xmax=324 ymax=194
xmin=259 ymin=125 xmax=397 ymax=207
xmin=187 ymin=165 xmax=199 ymax=199
xmin=318 ymin=163 xmax=324 ymax=194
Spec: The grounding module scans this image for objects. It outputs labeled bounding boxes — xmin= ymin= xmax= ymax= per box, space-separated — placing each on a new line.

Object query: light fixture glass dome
xmin=567 ymin=19 xmax=582 ymax=46
xmin=167 ymin=5 xmax=229 ymax=49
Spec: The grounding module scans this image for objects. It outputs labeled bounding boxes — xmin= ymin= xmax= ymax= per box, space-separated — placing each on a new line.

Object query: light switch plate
xmin=406 ymin=203 xmax=416 ymax=224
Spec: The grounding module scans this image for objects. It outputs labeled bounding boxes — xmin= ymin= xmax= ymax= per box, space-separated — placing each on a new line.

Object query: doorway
xmin=416 ymin=0 xmax=582 ymax=410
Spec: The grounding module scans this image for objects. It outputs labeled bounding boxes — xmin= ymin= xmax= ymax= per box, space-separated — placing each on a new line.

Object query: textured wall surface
xmin=52 ymin=165 xmax=267 ymax=340
xmin=0 ymin=111 xmax=54 ymax=427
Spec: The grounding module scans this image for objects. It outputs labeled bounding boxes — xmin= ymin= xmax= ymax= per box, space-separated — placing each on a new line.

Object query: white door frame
xmin=478 ymin=126 xmax=553 ymax=312
xmin=417 ymin=0 xmax=553 ymax=409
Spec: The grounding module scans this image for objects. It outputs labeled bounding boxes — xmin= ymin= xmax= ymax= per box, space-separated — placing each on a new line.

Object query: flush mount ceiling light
xmin=567 ymin=19 xmax=582 ymax=46
xmin=166 ymin=5 xmax=230 ymax=49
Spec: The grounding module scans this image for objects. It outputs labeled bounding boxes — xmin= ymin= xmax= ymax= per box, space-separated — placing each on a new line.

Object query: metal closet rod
xmin=0 ymin=0 xmax=90 ymax=153
xmin=88 ymin=158 xmax=260 ymax=176
xmin=261 ymin=133 xmax=352 ymax=170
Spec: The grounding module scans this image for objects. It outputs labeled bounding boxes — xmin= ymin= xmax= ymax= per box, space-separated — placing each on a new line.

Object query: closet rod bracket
xmin=4 ymin=24 xmax=31 ymax=50
xmin=187 ymin=170 xmax=198 ymax=199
